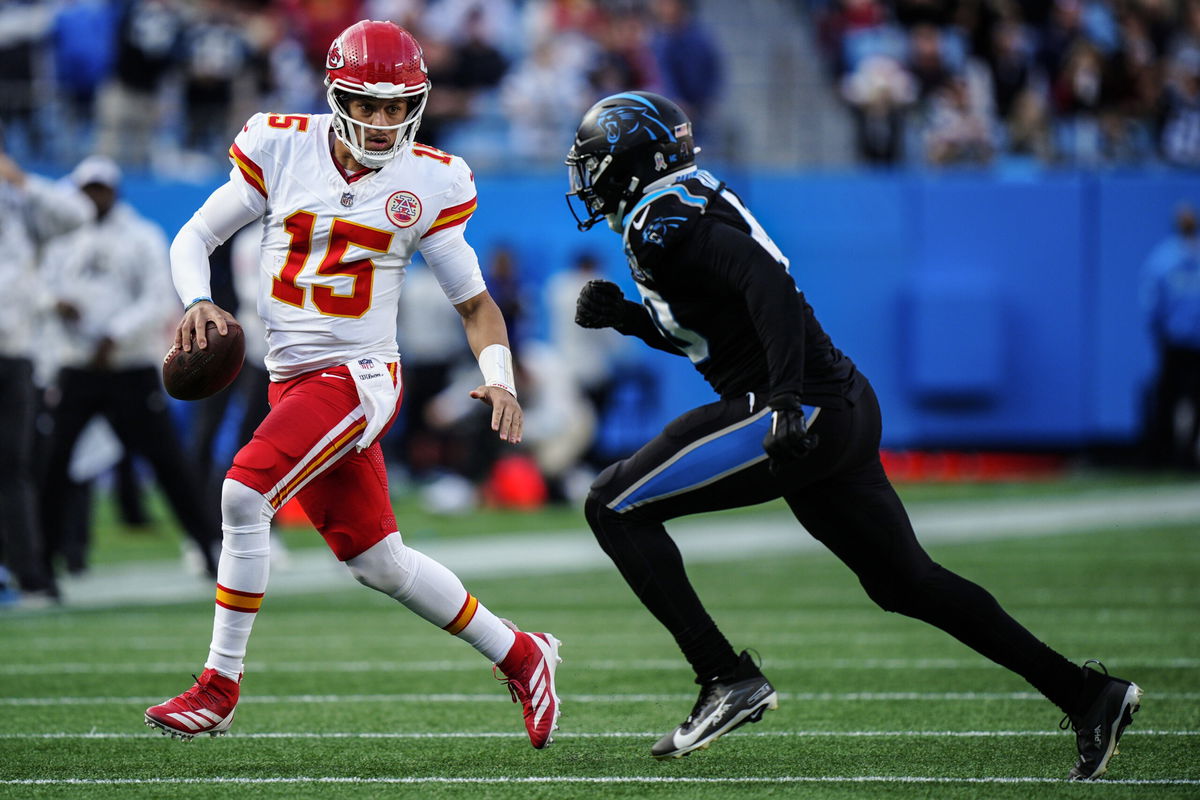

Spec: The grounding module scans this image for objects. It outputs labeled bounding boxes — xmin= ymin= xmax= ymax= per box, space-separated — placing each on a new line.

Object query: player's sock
xmin=206 ymin=479 xmax=274 ymax=681
xmin=675 ymin=621 xmax=740 ymax=683
xmin=346 ymin=533 xmax=516 ymax=663
xmin=206 ymin=521 xmax=270 ymax=680
xmin=444 ymin=590 xmax=517 ymax=664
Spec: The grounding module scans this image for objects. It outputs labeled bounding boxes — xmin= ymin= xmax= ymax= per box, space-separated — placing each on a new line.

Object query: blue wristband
xmin=184 ymin=296 xmax=212 ymax=312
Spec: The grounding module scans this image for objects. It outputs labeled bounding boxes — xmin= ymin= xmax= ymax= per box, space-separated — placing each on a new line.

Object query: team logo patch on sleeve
xmin=385 ymin=191 xmax=422 ymax=228
xmin=644 ymin=215 xmax=688 ymax=247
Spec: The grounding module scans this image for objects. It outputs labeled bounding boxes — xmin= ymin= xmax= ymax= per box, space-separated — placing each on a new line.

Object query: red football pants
xmin=226 ymin=363 xmax=401 ymax=561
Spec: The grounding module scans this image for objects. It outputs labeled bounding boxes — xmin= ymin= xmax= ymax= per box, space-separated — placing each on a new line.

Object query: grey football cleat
xmin=651 ymin=651 xmax=778 ymax=760
xmin=1062 ymin=660 xmax=1143 ymax=781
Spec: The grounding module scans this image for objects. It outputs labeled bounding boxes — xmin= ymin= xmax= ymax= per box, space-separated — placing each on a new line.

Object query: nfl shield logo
xmin=341 ymin=192 xmax=354 ymax=207
xmin=358 ymin=358 xmax=375 ymax=369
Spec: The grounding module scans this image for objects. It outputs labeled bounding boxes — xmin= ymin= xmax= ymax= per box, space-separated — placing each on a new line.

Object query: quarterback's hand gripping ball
xmin=162 ymin=320 xmax=246 ymax=401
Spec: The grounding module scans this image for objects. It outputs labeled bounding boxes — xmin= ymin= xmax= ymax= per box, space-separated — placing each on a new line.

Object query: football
xmin=162 ymin=320 xmax=245 ymax=401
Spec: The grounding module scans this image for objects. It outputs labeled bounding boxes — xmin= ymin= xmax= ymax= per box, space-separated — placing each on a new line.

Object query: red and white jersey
xmin=227 ymin=112 xmax=485 ymax=380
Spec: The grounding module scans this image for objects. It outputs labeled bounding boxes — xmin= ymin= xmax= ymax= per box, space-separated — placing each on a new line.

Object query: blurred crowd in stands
xmin=0 ymin=0 xmax=721 ymax=173
xmin=812 ymin=0 xmax=1200 ymax=168
xmin=5 ymin=0 xmax=1196 ymax=172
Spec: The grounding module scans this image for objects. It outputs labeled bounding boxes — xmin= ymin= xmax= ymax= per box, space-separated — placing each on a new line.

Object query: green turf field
xmin=1 ymin=478 xmax=1198 ymax=798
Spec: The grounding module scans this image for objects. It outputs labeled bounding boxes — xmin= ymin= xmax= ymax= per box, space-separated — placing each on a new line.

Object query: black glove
xmin=575 ymin=279 xmax=628 ymax=329
xmin=762 ymin=392 xmax=818 ymax=473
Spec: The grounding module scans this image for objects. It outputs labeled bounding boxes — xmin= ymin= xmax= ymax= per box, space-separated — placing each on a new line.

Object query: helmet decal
xmin=596 ymin=100 xmax=675 ymax=149
xmin=327 ymin=38 xmax=345 ymax=70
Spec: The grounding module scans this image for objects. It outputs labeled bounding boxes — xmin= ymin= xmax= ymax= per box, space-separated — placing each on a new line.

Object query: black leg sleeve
xmin=784 ymin=386 xmax=1085 ymax=714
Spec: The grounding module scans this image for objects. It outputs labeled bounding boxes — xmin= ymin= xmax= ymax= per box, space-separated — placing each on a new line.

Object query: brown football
xmin=162 ymin=320 xmax=245 ymax=401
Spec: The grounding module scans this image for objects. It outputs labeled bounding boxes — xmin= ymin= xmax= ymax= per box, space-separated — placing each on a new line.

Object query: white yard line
xmin=4 ymin=690 xmax=1200 ymax=705
xmin=2 ymin=776 xmax=1198 ymax=786
xmin=3 ymin=656 xmax=1199 ymax=676
xmin=1 ymin=729 xmax=1196 ymax=740
xmin=41 ymin=484 xmax=1200 ymax=609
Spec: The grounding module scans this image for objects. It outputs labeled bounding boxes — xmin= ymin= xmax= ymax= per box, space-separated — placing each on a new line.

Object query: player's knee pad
xmin=345 ymin=532 xmax=417 ymax=599
xmin=221 ymin=478 xmax=274 ymax=530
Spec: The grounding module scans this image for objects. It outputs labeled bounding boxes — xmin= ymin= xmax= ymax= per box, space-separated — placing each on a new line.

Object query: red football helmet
xmin=325 ymin=20 xmax=430 ymax=168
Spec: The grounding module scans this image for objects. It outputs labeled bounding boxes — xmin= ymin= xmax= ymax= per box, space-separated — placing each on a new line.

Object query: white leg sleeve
xmin=346 ymin=532 xmax=516 ymax=663
xmin=205 ymin=479 xmax=274 ymax=680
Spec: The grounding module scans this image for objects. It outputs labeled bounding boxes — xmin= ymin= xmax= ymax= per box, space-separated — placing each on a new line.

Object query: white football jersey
xmin=227 ymin=112 xmax=485 ymax=380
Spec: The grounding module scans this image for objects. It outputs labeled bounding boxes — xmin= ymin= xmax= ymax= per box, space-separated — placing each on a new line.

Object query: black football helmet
xmin=566 ymin=91 xmax=697 ymax=231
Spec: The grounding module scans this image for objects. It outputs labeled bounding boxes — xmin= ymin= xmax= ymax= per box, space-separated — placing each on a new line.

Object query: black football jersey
xmin=619 ymin=169 xmax=859 ymax=406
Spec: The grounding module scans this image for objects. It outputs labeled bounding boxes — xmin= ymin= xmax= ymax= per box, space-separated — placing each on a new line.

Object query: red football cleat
xmin=144 ymin=669 xmax=241 ymax=740
xmin=496 ymin=631 xmax=562 ymax=749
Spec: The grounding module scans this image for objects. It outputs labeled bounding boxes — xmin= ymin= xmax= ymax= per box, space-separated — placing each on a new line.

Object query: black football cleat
xmin=651 ymin=650 xmax=778 ymax=760
xmin=1062 ymin=660 xmax=1143 ymax=781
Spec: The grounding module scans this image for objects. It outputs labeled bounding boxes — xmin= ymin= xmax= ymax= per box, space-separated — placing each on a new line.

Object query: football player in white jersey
xmin=145 ymin=20 xmax=561 ymax=749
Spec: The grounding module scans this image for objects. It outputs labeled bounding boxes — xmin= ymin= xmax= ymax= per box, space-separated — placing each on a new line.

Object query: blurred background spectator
xmin=10 ymin=1 xmax=1200 ymax=172
xmin=0 ymin=133 xmax=93 ymax=605
xmin=1141 ymin=203 xmax=1200 ymax=470
xmin=37 ymin=155 xmax=221 ymax=580
xmin=544 ymin=251 xmax=627 ymax=472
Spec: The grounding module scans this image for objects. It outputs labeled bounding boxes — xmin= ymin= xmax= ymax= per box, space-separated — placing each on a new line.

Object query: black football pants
xmin=40 ymin=366 xmax=220 ymax=577
xmin=584 ymin=378 xmax=1085 ymax=713
xmin=0 ymin=356 xmax=57 ymax=594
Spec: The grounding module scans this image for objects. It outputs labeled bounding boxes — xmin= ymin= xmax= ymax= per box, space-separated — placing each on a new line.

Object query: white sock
xmin=346 ymin=534 xmax=517 ymax=663
xmin=205 ymin=480 xmax=273 ymax=681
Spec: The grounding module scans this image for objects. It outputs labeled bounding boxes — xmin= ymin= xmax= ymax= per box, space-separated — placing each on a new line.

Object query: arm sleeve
xmin=684 ymin=220 xmax=807 ymax=398
xmin=419 ymin=226 xmax=486 ymax=304
xmin=170 ymin=180 xmax=262 ymax=305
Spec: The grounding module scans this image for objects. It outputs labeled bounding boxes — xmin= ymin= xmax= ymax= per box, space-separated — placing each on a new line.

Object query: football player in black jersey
xmin=565 ymin=91 xmax=1141 ymax=778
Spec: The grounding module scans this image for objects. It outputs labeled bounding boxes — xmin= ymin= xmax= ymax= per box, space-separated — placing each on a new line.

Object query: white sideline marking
xmin=1 ymin=729 xmax=1196 ymax=740
xmin=5 ymin=690 xmax=1200 ymax=706
xmin=5 ymin=656 xmax=1200 ymax=676
xmin=25 ymin=484 xmax=1200 ymax=609
xmin=3 ymin=776 xmax=1199 ymax=786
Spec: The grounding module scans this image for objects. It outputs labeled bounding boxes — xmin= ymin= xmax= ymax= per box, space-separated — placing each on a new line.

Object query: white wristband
xmin=478 ymin=343 xmax=516 ymax=397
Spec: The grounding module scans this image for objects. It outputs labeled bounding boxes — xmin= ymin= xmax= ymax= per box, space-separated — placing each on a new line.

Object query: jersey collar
xmin=618 ymin=167 xmax=703 ymax=232
xmin=327 ymin=125 xmax=378 ymax=184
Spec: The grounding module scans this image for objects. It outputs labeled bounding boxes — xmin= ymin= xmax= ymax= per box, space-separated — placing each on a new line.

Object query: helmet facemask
xmin=327 ymin=83 xmax=428 ymax=169
xmin=566 ymin=149 xmax=609 ymax=231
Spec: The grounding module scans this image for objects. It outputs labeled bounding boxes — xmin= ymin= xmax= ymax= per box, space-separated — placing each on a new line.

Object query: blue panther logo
xmin=597 ymin=104 xmax=674 ymax=150
xmin=643 ymin=215 xmax=688 ymax=247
